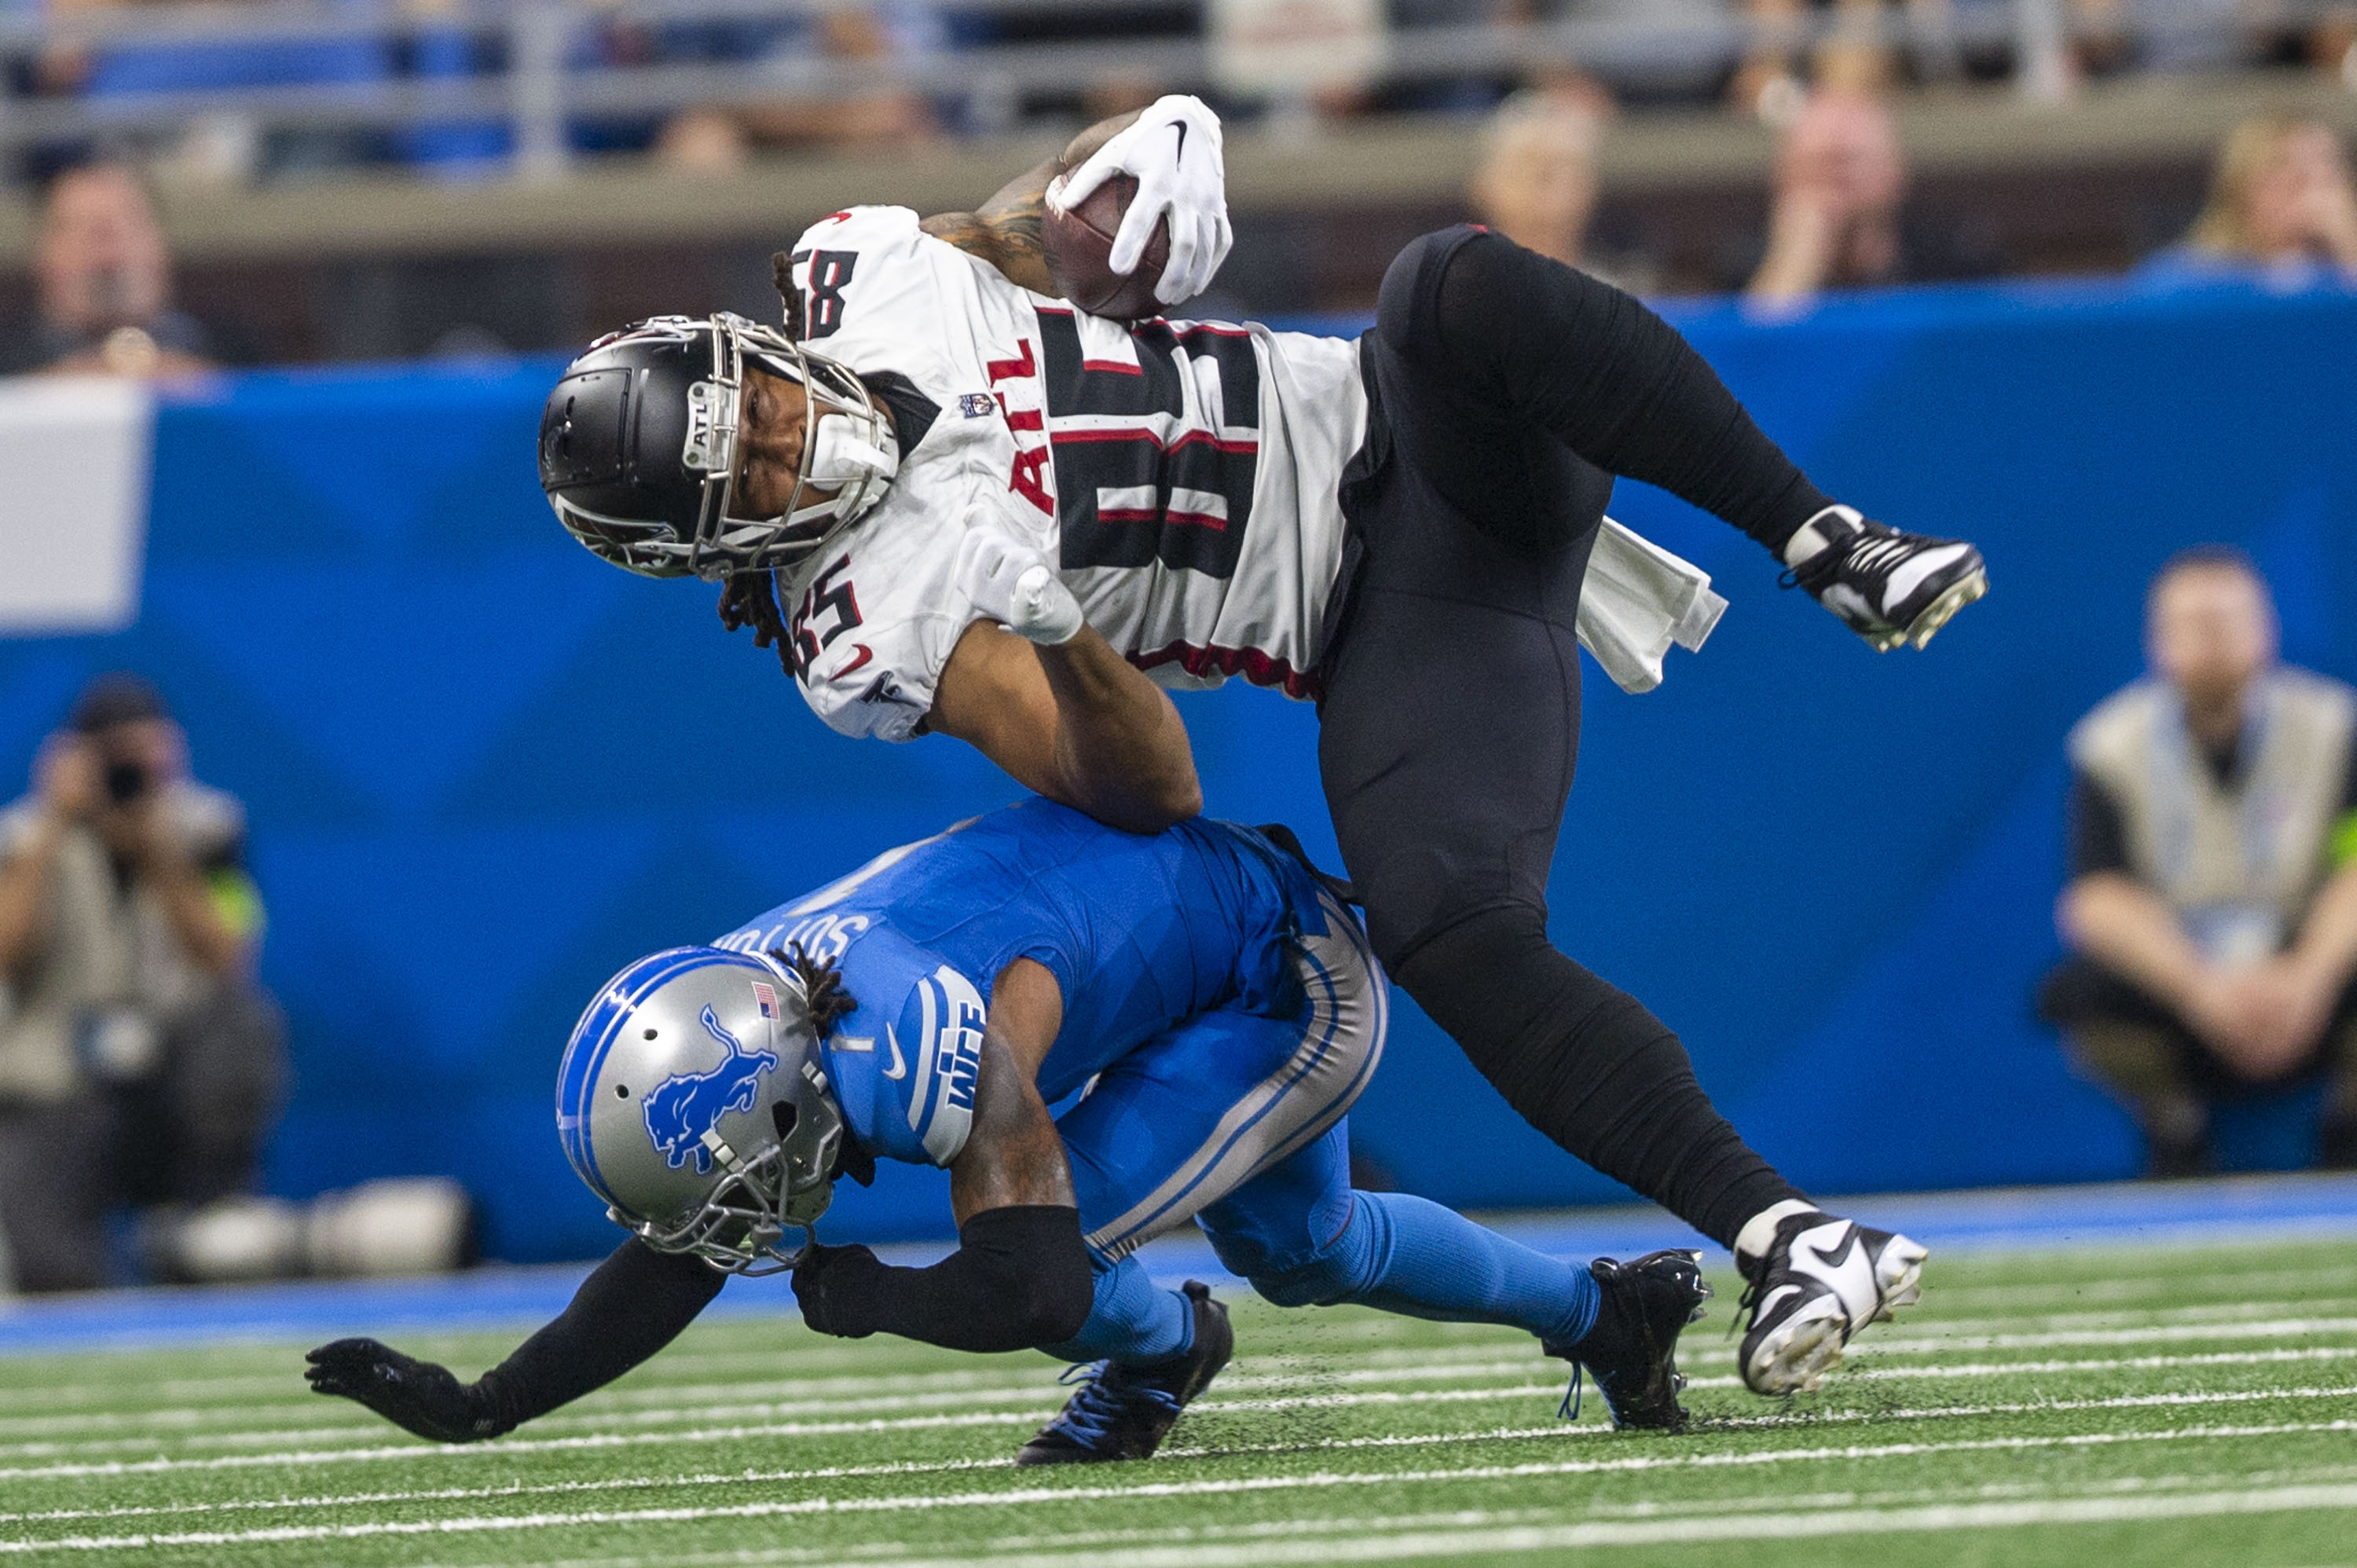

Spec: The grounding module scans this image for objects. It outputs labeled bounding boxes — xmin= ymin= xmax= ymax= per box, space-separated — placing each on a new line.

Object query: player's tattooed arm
xmin=948 ymin=957 xmax=1073 ymax=1220
xmin=919 ymin=109 xmax=1144 ymax=295
xmin=928 ymin=620 xmax=1204 ymax=835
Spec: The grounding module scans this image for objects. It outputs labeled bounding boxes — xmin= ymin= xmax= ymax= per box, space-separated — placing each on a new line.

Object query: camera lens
xmin=104 ymin=760 xmax=148 ymax=805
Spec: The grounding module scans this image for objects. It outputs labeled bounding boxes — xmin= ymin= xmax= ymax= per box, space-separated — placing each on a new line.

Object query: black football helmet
xmin=537 ymin=313 xmax=897 ymax=581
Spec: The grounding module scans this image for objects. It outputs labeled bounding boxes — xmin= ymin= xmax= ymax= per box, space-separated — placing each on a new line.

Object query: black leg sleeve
xmin=1386 ymin=226 xmax=1833 ymax=555
xmin=475 ymin=1238 xmax=726 ymax=1431
xmin=1394 ymin=907 xmax=1805 ymax=1251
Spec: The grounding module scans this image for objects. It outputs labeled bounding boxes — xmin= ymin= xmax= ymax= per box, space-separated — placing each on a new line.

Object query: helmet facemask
xmin=691 ymin=314 xmax=898 ymax=582
xmin=623 ymin=1056 xmax=847 ymax=1275
xmin=543 ymin=313 xmax=898 ymax=584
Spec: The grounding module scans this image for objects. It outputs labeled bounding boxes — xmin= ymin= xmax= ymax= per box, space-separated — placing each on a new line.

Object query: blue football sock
xmin=1039 ymin=1255 xmax=1195 ymax=1365
xmin=1347 ymin=1192 xmax=1599 ymax=1346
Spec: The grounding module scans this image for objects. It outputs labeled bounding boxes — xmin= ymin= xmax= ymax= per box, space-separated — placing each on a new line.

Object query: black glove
xmin=305 ymin=1337 xmax=508 ymax=1443
xmin=791 ymin=1241 xmax=887 ymax=1338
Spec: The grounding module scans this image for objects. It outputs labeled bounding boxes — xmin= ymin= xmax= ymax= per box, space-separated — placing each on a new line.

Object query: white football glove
xmin=1050 ymin=94 xmax=1232 ymax=307
xmin=957 ymin=526 xmax=1084 ymax=646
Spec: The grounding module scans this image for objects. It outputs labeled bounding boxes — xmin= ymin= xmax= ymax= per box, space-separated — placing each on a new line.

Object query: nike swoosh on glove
xmin=1051 ymin=94 xmax=1232 ymax=306
xmin=957 ymin=526 xmax=1085 ymax=645
xmin=305 ymin=1337 xmax=506 ymax=1443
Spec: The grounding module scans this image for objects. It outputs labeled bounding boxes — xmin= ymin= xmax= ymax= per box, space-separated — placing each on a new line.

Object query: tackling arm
xmin=306 ymin=1237 xmax=725 ymax=1442
xmin=790 ymin=958 xmax=1095 ymax=1352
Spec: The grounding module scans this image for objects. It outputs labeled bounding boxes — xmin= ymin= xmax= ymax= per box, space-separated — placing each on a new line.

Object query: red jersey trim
xmin=1128 ymin=639 xmax=1321 ymax=700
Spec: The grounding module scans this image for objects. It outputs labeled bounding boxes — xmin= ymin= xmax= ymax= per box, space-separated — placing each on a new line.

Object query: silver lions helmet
xmin=556 ymin=946 xmax=846 ymax=1273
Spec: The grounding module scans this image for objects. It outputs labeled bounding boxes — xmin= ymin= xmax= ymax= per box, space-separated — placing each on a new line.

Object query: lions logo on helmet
xmin=556 ymin=946 xmax=847 ymax=1273
xmin=642 ymin=1005 xmax=780 ymax=1177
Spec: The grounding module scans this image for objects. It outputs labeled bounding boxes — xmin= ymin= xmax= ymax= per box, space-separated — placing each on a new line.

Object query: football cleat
xmin=1017 ymin=1280 xmax=1233 ymax=1465
xmin=1546 ymin=1249 xmax=1713 ymax=1431
xmin=1782 ymin=504 xmax=1987 ymax=652
xmin=1736 ymin=1210 xmax=1927 ymax=1396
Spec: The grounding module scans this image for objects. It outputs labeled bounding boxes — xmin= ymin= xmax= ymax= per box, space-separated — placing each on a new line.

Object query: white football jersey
xmin=777 ymin=206 xmax=1368 ymax=742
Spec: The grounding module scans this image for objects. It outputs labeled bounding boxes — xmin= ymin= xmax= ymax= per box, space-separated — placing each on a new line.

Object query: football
xmin=1043 ymin=173 xmax=1173 ymax=321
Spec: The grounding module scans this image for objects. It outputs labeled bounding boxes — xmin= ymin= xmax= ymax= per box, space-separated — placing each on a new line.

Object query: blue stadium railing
xmin=2 ymin=272 xmax=2352 ymax=1259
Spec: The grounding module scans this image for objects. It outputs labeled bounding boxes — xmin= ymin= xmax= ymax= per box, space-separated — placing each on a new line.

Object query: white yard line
xmin=825 ymin=1485 xmax=2357 ymax=1567
xmin=12 ymin=1327 xmax=2357 ymax=1449
xmin=5 ymin=1416 xmax=2356 ymax=1548
xmin=1 ymin=1295 xmax=2346 ymax=1409
xmin=419 ymin=1469 xmax=2357 ymax=1568
xmin=9 ymin=1439 xmax=2357 ymax=1555
xmin=4 ymin=1376 xmax=2354 ymax=1483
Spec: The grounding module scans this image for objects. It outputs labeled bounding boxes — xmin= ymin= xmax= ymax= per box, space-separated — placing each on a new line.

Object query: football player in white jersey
xmin=537 ymin=96 xmax=1976 ymax=1398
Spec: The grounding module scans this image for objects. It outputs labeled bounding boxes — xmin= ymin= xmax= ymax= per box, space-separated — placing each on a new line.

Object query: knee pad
xmin=1248 ymin=1254 xmax=1360 ymax=1310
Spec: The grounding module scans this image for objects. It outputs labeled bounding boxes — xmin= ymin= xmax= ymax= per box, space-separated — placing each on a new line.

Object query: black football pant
xmin=1319 ymin=226 xmax=1823 ymax=1249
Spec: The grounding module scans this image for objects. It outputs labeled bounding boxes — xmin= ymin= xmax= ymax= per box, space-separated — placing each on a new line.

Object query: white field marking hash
xmin=12 ymin=1447 xmax=2357 ymax=1555
xmin=5 ymin=1295 xmax=2348 ymax=1424
xmin=7 ymin=1416 xmax=2357 ymax=1549
xmin=36 ymin=1335 xmax=2333 ymax=1445
xmin=407 ymin=1467 xmax=2357 ymax=1568
xmin=8 ymin=1369 xmax=2355 ymax=1466
xmin=13 ymin=1328 xmax=2357 ymax=1449
xmin=3 ymin=1377 xmax=2354 ymax=1484
xmin=778 ymin=1484 xmax=2357 ymax=1567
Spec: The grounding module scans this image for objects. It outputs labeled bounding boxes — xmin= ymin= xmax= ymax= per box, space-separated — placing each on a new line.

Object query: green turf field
xmin=2 ymin=1235 xmax=2355 ymax=1567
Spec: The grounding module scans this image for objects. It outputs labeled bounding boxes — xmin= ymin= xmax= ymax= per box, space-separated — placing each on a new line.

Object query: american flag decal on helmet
xmin=752 ymin=981 xmax=778 ymax=1018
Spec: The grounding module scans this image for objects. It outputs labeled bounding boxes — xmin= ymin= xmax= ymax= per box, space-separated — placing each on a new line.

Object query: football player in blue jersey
xmin=307 ymin=800 xmax=1711 ymax=1460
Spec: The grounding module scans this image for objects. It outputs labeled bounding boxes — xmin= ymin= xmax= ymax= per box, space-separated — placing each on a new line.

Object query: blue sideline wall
xmin=1 ymin=278 xmax=2352 ymax=1262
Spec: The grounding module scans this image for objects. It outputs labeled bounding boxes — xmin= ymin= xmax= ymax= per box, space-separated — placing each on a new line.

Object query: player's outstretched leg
xmin=1019 ymin=1277 xmax=1233 ymax=1465
xmin=1387 ymin=225 xmax=1988 ymax=652
xmin=1201 ymin=1139 xmax=1710 ymax=1434
xmin=1733 ymin=1200 xmax=1928 ymax=1396
xmin=1780 ymin=504 xmax=1987 ymax=653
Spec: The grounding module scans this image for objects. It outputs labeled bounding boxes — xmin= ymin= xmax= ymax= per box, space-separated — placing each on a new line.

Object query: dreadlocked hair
xmin=772 ymin=942 xmax=858 ymax=1039
xmin=718 ymin=569 xmax=795 ymax=677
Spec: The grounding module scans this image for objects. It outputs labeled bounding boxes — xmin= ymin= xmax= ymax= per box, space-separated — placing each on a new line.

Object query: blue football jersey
xmin=712 ymin=799 xmax=1329 ymax=1169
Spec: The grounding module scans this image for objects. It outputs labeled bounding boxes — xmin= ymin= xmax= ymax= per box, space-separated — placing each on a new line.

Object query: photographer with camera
xmin=0 ymin=675 xmax=283 ymax=1292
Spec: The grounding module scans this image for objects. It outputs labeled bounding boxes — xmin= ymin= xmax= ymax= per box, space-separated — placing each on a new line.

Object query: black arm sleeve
xmin=473 ymin=1238 xmax=726 ymax=1432
xmin=793 ymin=1205 xmax=1093 ymax=1353
xmin=2066 ymin=769 xmax=2131 ymax=881
xmin=1425 ymin=233 xmax=1834 ymax=555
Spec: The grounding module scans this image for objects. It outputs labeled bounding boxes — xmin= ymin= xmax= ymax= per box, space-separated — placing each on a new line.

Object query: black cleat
xmin=1736 ymin=1211 xmax=1926 ymax=1396
xmin=1545 ymin=1249 xmax=1711 ymax=1431
xmin=1782 ymin=504 xmax=1987 ymax=652
xmin=1017 ymin=1280 xmax=1233 ymax=1465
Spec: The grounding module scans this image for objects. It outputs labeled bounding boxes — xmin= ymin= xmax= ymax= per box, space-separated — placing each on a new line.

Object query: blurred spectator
xmin=36 ymin=0 xmax=394 ymax=182
xmin=1741 ymin=86 xmax=1994 ymax=307
xmin=2136 ymin=117 xmax=2357 ymax=292
xmin=1467 ymin=84 xmax=1658 ymax=292
xmin=653 ymin=2 xmax=946 ymax=173
xmin=0 ymin=676 xmax=284 ymax=1292
xmin=0 ymin=160 xmax=214 ymax=378
xmin=1735 ymin=0 xmax=1901 ymax=109
xmin=2041 ymin=551 xmax=2357 ymax=1177
xmin=1728 ymin=0 xmax=2135 ymax=112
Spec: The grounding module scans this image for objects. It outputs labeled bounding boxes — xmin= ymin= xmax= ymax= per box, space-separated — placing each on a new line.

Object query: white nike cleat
xmin=1781 ymin=504 xmax=1987 ymax=652
xmin=1734 ymin=1208 xmax=1927 ymax=1397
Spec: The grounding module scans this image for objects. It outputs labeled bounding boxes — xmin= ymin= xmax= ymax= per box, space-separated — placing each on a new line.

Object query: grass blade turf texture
xmin=2 ymin=1234 xmax=2355 ymax=1566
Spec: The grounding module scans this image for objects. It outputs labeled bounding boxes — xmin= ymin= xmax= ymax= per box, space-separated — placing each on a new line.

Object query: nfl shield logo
xmin=751 ymin=981 xmax=778 ymax=1018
